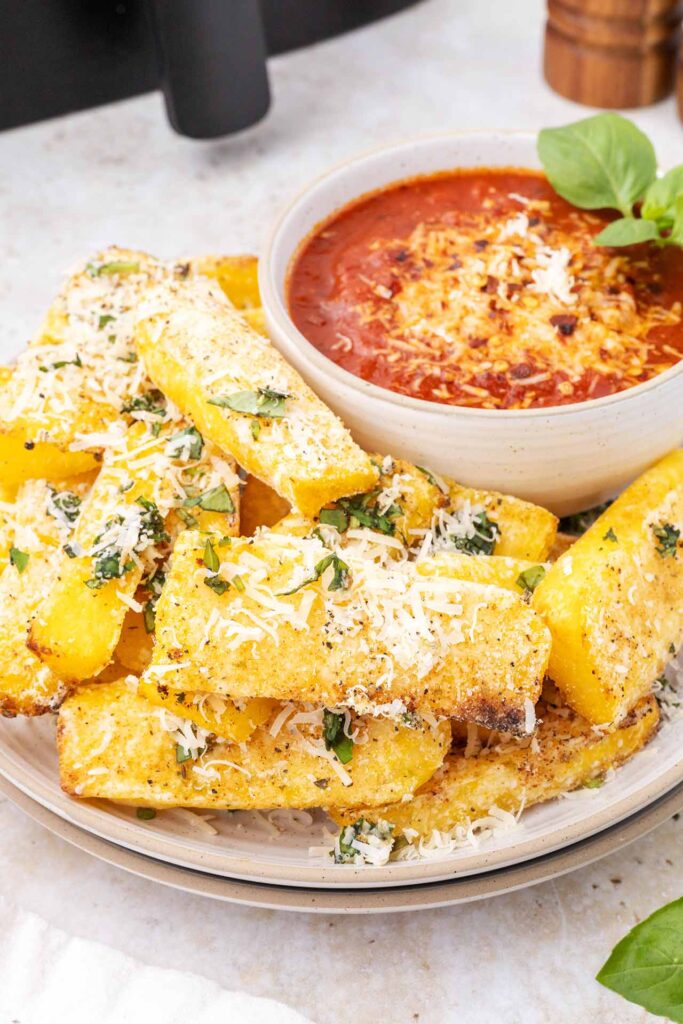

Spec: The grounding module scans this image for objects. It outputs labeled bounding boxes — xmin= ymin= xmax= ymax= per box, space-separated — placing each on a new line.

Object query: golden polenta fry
xmin=0 ymin=248 xmax=170 ymax=485
xmin=29 ymin=421 xmax=240 ymax=681
xmin=137 ymin=679 xmax=277 ymax=744
xmin=272 ymin=455 xmax=446 ymax=548
xmin=330 ymin=694 xmax=659 ymax=838
xmin=418 ymin=551 xmax=548 ymax=595
xmin=444 ymin=481 xmax=558 ymax=561
xmin=534 ymin=450 xmax=683 ymax=724
xmin=133 ymin=276 xmax=378 ymax=516
xmin=145 ymin=526 xmax=550 ymax=733
xmin=191 ymin=255 xmax=261 ymax=310
xmin=0 ymin=477 xmax=92 ymax=715
xmin=57 ymin=680 xmax=451 ymax=810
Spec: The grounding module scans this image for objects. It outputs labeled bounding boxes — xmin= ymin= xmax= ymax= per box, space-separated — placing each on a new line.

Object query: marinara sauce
xmin=287 ymin=169 xmax=683 ymax=410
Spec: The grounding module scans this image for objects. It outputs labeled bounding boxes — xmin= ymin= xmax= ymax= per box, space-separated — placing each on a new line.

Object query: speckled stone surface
xmin=0 ymin=0 xmax=681 ymax=1020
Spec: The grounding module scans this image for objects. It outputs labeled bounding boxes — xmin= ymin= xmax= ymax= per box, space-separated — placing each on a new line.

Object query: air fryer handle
xmin=150 ymin=0 xmax=271 ymax=139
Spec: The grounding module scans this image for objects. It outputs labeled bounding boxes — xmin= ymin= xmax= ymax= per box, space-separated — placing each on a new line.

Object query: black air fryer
xmin=0 ymin=0 xmax=423 ymax=138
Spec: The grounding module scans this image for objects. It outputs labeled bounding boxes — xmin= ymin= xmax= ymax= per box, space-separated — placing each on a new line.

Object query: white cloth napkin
xmin=0 ymin=904 xmax=316 ymax=1024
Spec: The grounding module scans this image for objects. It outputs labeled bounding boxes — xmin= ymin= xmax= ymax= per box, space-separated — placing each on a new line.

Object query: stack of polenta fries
xmin=0 ymin=249 xmax=680 ymax=865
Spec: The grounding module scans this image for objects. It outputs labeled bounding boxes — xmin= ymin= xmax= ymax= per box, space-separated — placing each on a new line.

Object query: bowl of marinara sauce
xmin=259 ymin=133 xmax=683 ymax=514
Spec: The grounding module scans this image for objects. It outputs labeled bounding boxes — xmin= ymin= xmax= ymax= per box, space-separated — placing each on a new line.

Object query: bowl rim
xmin=259 ymin=129 xmax=683 ymax=421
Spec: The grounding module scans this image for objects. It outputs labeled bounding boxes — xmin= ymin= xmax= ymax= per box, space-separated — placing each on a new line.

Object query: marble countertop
xmin=0 ymin=0 xmax=680 ymax=1020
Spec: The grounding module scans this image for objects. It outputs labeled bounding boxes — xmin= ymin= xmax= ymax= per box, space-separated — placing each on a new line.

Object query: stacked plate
xmin=0 ymin=711 xmax=681 ymax=913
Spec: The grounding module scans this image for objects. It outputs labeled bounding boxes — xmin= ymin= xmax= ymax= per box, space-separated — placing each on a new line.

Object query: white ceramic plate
xmin=0 ymin=683 xmax=680 ymax=889
xmin=2 ymin=773 xmax=680 ymax=913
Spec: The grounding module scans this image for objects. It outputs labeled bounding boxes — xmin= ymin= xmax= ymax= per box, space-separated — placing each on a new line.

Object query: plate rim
xmin=1 ymin=773 xmax=680 ymax=913
xmin=0 ymin=715 xmax=681 ymax=889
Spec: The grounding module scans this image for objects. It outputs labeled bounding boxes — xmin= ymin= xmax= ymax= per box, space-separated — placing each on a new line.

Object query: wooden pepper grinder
xmin=544 ymin=0 xmax=682 ymax=109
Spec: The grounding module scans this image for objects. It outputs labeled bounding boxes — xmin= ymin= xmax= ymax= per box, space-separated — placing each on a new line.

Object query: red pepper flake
xmin=550 ymin=314 xmax=578 ymax=336
xmin=474 ymin=239 xmax=489 ymax=251
xmin=482 ymin=275 xmax=499 ymax=294
xmin=469 ymin=336 xmax=488 ymax=348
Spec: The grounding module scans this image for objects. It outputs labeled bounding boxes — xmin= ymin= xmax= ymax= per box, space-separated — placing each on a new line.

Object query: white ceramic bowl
xmin=260 ymin=133 xmax=683 ymax=515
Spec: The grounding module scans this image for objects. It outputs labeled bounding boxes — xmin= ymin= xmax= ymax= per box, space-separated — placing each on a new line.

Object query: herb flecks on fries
xmin=0 ymin=249 xmax=679 ymax=865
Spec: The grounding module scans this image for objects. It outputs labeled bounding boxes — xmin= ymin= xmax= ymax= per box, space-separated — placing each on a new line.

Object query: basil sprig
xmin=322 ymin=709 xmax=354 ymax=765
xmin=597 ymin=897 xmax=683 ymax=1021
xmin=208 ymin=387 xmax=289 ymax=419
xmin=538 ymin=113 xmax=683 ymax=249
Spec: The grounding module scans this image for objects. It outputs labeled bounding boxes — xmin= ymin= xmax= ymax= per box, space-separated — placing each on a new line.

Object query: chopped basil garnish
xmin=318 ymin=508 xmax=349 ymax=532
xmin=451 ymin=509 xmax=499 ymax=556
xmin=251 ymin=420 xmax=261 ymax=440
xmin=117 ymin=351 xmax=138 ymax=364
xmin=176 ymin=508 xmax=199 ymax=529
xmin=516 ymin=565 xmax=546 ymax=593
xmin=583 ymin=776 xmax=605 ymax=789
xmin=334 ymin=818 xmax=395 ymax=864
xmin=322 ymin=709 xmax=354 ymax=765
xmin=9 ymin=547 xmax=29 ymax=574
xmin=135 ymin=497 xmax=169 ymax=546
xmin=121 ymin=389 xmax=167 ymax=418
xmin=204 ymin=575 xmax=230 ymax=595
xmin=39 ymin=353 xmax=82 ymax=372
xmin=603 ymin=527 xmax=618 ymax=543
xmin=63 ymin=543 xmax=79 ymax=559
xmin=232 ymin=574 xmax=245 ymax=592
xmin=98 ymin=314 xmax=116 ymax=329
xmin=280 ymin=553 xmax=350 ymax=596
xmin=166 ymin=426 xmax=204 ymax=461
xmin=203 ymin=539 xmax=220 ymax=572
xmin=319 ymin=490 xmax=402 ymax=536
xmin=652 ymin=522 xmax=680 ymax=558
xmin=87 ymin=260 xmax=140 ymax=276
xmin=85 ymin=499 xmax=168 ymax=589
xmin=208 ymin=386 xmax=290 ymax=419
xmin=142 ymin=568 xmax=166 ymax=634
xmin=85 ymin=552 xmax=134 ymax=588
xmin=47 ymin=487 xmax=81 ymax=527
xmin=175 ymin=744 xmax=192 ymax=764
xmin=136 ymin=807 xmax=156 ymax=820
xmin=183 ymin=483 xmax=234 ymax=514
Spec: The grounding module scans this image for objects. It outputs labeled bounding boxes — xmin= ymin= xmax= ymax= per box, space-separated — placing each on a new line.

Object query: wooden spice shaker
xmin=544 ymin=0 xmax=682 ymax=109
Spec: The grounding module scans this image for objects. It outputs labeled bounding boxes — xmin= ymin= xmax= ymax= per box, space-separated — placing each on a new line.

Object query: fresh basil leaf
xmin=642 ymin=165 xmax=683 ymax=222
xmin=319 ymin=508 xmax=349 ymax=532
xmin=652 ymin=522 xmax=680 ymax=558
xmin=597 ymin=897 xmax=683 ymax=1022
xmin=594 ymin=217 xmax=660 ymax=247
xmin=175 ymin=744 xmax=192 ymax=764
xmin=9 ymin=547 xmax=29 ymax=573
xmin=322 ymin=709 xmax=354 ymax=764
xmin=279 ymin=552 xmax=350 ymax=596
xmin=208 ymin=387 xmax=289 ymax=419
xmin=516 ymin=565 xmax=546 ymax=593
xmin=332 ymin=734 xmax=353 ymax=765
xmin=98 ymin=314 xmax=116 ymax=329
xmin=203 ymin=539 xmax=220 ymax=572
xmin=165 ymin=426 xmax=204 ymax=461
xmin=203 ymin=575 xmax=230 ymax=595
xmin=184 ymin=483 xmax=234 ymax=514
xmin=176 ymin=507 xmax=198 ymax=529
xmin=537 ymin=114 xmax=657 ymax=217
xmin=87 ymin=260 xmax=140 ymax=277
xmin=603 ymin=527 xmax=618 ymax=543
